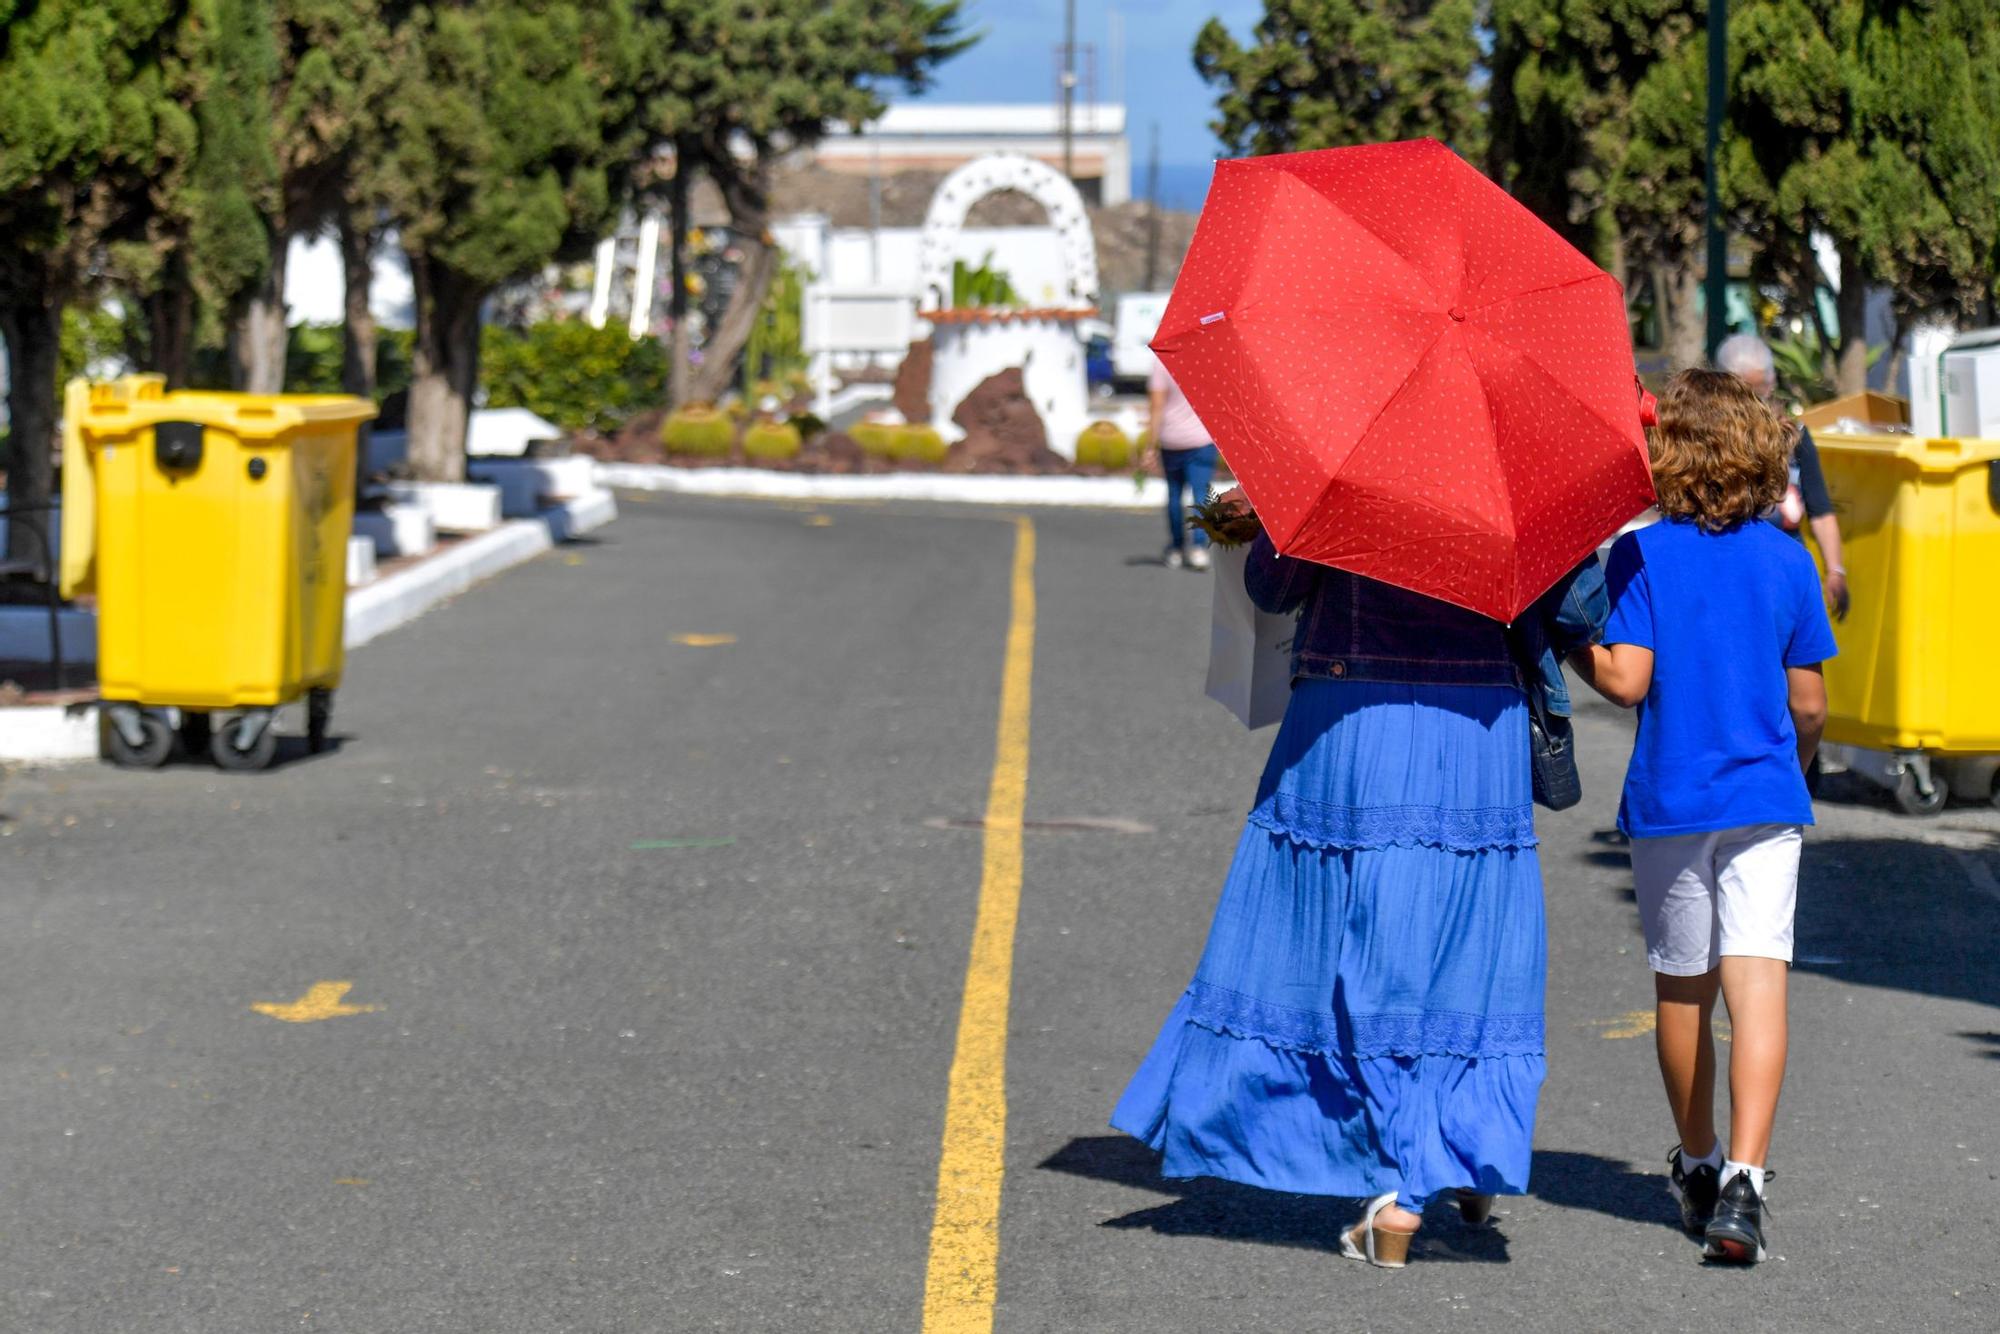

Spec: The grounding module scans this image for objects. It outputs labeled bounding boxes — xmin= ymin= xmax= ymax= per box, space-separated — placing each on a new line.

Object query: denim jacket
xmin=1243 ymin=531 xmax=1607 ymax=713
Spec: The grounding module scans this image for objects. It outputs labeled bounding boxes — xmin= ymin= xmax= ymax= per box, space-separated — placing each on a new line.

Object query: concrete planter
xmin=383 ymin=481 xmax=504 ymax=534
xmin=346 ymin=536 xmax=379 ymax=588
xmin=353 ymin=502 xmax=436 ymax=559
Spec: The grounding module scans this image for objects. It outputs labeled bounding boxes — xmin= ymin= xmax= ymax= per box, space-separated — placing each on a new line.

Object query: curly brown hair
xmin=1648 ymin=368 xmax=1795 ymax=532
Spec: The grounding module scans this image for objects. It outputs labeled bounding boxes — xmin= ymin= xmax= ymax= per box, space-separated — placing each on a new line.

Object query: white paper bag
xmin=1204 ymin=544 xmax=1295 ymax=729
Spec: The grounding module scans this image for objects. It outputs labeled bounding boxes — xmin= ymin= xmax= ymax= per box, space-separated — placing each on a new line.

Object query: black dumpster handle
xmin=1990 ymin=459 xmax=2000 ymax=515
xmin=0 ymin=499 xmax=65 ymax=693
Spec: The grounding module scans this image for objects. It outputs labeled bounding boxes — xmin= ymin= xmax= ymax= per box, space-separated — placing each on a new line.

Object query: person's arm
xmin=1787 ymin=663 xmax=1828 ymax=773
xmin=1243 ymin=525 xmax=1319 ymax=615
xmin=1144 ymin=386 xmax=1166 ymax=464
xmin=1808 ymin=513 xmax=1848 ymax=620
xmin=1568 ymin=642 xmax=1655 ymax=708
xmin=1795 ymin=428 xmax=1848 ymax=619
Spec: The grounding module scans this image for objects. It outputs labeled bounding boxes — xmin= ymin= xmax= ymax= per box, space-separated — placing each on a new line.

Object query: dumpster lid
xmin=75 ymin=385 xmax=377 ymax=441
xmin=1810 ymin=430 xmax=2000 ymax=470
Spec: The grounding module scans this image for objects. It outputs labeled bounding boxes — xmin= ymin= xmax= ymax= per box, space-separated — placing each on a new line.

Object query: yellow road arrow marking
xmin=672 ymin=633 xmax=737 ymax=647
xmin=1599 ymin=1010 xmax=1657 ymax=1039
xmin=252 ymin=981 xmax=383 ymax=1023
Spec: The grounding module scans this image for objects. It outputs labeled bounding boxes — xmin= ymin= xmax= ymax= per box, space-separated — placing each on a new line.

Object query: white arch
xmin=916 ymin=154 xmax=1100 ymax=311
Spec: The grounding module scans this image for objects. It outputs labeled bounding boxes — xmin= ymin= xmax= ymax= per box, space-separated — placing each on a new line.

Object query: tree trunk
xmin=668 ymin=148 xmax=692 ymax=409
xmin=404 ymin=249 xmax=484 ymax=482
xmin=1834 ymin=245 xmax=1870 ymax=396
xmin=690 ymin=159 xmax=777 ymax=405
xmin=0 ymin=268 xmax=63 ymax=570
xmin=1665 ymin=260 xmax=1707 ymax=372
xmin=144 ymin=259 xmax=198 ymax=389
xmin=231 ymin=232 xmax=290 ymax=393
xmin=339 ymin=213 xmax=378 ymax=399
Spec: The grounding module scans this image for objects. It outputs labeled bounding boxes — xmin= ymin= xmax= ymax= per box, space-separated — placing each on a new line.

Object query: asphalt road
xmin=2 ymin=493 xmax=1996 ymax=1333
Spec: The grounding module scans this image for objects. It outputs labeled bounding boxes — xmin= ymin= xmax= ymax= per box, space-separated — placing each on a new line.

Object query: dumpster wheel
xmin=104 ymin=706 xmax=174 ymax=769
xmin=1893 ymin=769 xmax=1949 ymax=817
xmin=210 ymin=710 xmax=279 ymax=772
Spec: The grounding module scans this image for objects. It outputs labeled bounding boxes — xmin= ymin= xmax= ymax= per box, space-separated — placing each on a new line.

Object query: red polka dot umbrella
xmin=1152 ymin=138 xmax=1657 ymax=623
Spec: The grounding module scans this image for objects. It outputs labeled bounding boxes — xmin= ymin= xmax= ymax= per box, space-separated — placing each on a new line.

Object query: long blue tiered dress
xmin=1111 ymin=676 xmax=1547 ymax=1212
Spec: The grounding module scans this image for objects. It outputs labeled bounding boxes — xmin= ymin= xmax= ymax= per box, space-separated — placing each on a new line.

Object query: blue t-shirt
xmin=1604 ymin=518 xmax=1839 ymax=837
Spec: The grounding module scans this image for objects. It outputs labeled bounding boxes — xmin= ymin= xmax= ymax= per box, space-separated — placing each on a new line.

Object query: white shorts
xmin=1628 ymin=823 xmax=1801 ymax=976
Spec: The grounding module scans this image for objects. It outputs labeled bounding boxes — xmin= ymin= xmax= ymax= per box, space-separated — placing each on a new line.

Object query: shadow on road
xmin=1526 ymin=1149 xmax=1685 ymax=1234
xmin=1795 ymin=833 xmax=2000 ymax=1018
xmin=1038 ymin=1135 xmax=1511 ymax=1263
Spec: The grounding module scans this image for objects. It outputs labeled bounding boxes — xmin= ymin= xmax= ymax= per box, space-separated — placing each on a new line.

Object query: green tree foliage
xmin=0 ymin=0 xmax=184 ymax=561
xmin=112 ymin=0 xmax=281 ymax=389
xmin=635 ymin=1 xmax=970 ymax=405
xmin=224 ymin=0 xmax=401 ymax=393
xmin=370 ymin=0 xmax=645 ymax=479
xmin=1193 ymin=0 xmax=1482 ymax=157
xmin=482 ymin=321 xmax=669 ymax=437
xmin=1489 ymin=0 xmax=2000 ymax=385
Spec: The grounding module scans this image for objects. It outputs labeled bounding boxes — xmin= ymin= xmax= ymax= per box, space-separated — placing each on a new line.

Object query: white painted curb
xmin=0 ymin=704 xmax=98 ymax=763
xmin=342 ymin=490 xmax=617 ymax=649
xmin=596 ymin=462 xmax=1171 ymax=511
xmin=0 ymin=491 xmax=617 ymax=763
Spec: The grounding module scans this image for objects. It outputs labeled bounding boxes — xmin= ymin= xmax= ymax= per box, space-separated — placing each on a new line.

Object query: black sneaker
xmin=1668 ymin=1147 xmax=1721 ymax=1235
xmin=1704 ymin=1169 xmax=1772 ymax=1264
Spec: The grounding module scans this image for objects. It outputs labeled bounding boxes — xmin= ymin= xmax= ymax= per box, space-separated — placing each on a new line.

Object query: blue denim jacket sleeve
xmin=1531 ymin=554 xmax=1609 ymax=716
xmin=1243 ymin=529 xmax=1320 ymax=615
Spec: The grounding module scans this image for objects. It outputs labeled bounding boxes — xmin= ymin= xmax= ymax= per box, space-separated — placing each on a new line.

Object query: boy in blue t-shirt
xmin=1572 ymin=369 xmax=1838 ymax=1266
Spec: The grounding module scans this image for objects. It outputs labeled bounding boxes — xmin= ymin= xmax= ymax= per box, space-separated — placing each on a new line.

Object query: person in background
xmin=1714 ymin=334 xmax=1850 ymax=622
xmin=1145 ymin=358 xmax=1218 ymax=571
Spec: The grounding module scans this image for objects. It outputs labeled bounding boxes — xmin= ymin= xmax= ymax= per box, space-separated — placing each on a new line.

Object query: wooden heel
xmin=1340 ymin=1192 xmax=1418 ymax=1269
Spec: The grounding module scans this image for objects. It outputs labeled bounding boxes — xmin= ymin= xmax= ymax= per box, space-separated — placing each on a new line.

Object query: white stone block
xmin=384 ymin=481 xmax=503 ymax=534
xmin=346 ymin=535 xmax=378 ymax=587
xmin=467 ymin=407 xmax=563 ymax=457
xmin=353 ymin=502 xmax=436 ymax=558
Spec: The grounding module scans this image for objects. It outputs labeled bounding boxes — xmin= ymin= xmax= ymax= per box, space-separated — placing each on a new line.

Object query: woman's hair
xmin=1648 ymin=368 xmax=1794 ymax=532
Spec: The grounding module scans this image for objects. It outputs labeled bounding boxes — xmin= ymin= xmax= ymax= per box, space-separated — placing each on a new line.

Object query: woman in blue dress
xmin=1112 ymin=502 xmax=1605 ymax=1268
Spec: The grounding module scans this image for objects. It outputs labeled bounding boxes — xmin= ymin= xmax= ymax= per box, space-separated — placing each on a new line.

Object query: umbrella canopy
xmin=1151 ymin=138 xmax=1656 ymax=623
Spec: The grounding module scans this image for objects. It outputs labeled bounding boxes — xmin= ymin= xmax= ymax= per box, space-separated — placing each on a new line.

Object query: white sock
xmin=1722 ymin=1159 xmax=1766 ymax=1197
xmin=1681 ymin=1142 xmax=1723 ymax=1172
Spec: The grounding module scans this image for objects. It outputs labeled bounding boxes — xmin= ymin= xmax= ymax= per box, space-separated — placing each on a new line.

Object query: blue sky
xmin=911 ymin=0 xmax=1262 ymax=211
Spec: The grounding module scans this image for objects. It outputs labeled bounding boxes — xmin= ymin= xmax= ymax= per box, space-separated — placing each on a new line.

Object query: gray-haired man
xmin=1714 ymin=334 xmax=1850 ymax=621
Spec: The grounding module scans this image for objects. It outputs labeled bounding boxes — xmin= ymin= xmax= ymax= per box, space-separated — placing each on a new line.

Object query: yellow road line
xmin=923 ymin=516 xmax=1035 ymax=1334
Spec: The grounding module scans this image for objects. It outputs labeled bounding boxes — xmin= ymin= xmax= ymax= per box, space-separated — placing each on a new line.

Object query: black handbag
xmin=1506 ymin=627 xmax=1583 ymax=812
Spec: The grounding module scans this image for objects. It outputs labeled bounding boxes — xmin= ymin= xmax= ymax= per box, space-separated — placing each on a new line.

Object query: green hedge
xmin=851 ymin=421 xmax=900 ymax=456
xmin=892 ymin=424 xmax=949 ymax=464
xmin=482 ymin=321 xmax=667 ymax=436
xmin=743 ymin=420 xmax=802 ymax=460
xmin=1074 ymin=421 xmax=1132 ymax=468
xmin=661 ymin=405 xmax=735 ymax=455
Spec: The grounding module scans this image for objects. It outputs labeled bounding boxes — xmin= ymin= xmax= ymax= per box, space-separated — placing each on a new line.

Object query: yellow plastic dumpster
xmin=66 ymin=376 xmax=375 ymax=770
xmin=1810 ymin=430 xmax=2000 ymax=812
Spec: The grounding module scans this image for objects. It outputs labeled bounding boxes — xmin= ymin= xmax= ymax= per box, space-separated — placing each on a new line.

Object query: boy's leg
xmin=1704 ymin=824 xmax=1800 ymax=1168
xmin=1714 ymin=824 xmax=1801 ymax=1169
xmin=1629 ymin=831 xmax=1724 ymax=1154
xmin=1719 ymin=957 xmax=1789 ymax=1165
xmin=1655 ymin=968 xmax=1721 ymax=1158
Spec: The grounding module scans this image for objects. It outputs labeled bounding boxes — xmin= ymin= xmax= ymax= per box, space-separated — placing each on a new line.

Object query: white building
xmin=813 ymin=103 xmax=1131 ymax=206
